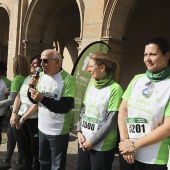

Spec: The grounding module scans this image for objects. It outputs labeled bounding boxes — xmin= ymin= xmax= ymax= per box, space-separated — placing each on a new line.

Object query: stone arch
xmin=0 ymin=3 xmax=10 ymax=16
xmin=0 ymin=4 xmax=10 ymax=63
xmin=75 ymin=0 xmax=84 ymax=39
xmin=102 ymin=0 xmax=170 ymax=89
xmin=22 ymin=0 xmax=81 ymax=65
xmin=120 ymin=0 xmax=170 ymax=89
xmin=102 ymin=0 xmax=136 ymax=40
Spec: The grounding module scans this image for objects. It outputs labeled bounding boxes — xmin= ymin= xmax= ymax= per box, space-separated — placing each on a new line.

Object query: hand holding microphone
xmin=29 ymin=67 xmax=42 ymax=88
xmin=27 ymin=67 xmax=42 ymax=104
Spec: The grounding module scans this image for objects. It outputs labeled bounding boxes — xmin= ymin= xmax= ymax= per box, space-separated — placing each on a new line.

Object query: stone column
xmin=101 ymin=37 xmax=126 ymax=83
xmin=22 ymin=39 xmax=54 ymax=58
xmin=7 ymin=0 xmax=21 ymax=79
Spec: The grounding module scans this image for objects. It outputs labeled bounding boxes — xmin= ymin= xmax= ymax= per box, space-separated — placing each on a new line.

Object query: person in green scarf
xmin=76 ymin=52 xmax=123 ymax=170
xmin=118 ymin=37 xmax=170 ymax=170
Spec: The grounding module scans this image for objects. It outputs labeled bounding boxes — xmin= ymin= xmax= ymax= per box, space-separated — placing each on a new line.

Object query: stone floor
xmin=0 ymin=116 xmax=120 ymax=170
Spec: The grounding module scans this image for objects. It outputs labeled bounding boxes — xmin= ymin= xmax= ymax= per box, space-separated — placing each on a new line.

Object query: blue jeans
xmin=39 ymin=130 xmax=69 ymax=170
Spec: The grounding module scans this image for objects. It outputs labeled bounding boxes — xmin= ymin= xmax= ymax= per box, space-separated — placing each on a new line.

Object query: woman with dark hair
xmin=76 ymin=52 xmax=123 ymax=170
xmin=0 ymin=55 xmax=29 ymax=170
xmin=118 ymin=37 xmax=170 ymax=170
xmin=0 ymin=60 xmax=11 ymax=145
xmin=10 ymin=54 xmax=41 ymax=170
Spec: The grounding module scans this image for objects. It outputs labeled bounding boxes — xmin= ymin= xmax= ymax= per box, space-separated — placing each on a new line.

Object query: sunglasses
xmin=40 ymin=58 xmax=56 ymax=64
xmin=142 ymin=82 xmax=152 ymax=97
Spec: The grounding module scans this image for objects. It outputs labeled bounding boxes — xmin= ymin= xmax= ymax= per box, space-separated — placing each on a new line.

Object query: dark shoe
xmin=0 ymin=160 xmax=11 ymax=169
xmin=8 ymin=162 xmax=24 ymax=170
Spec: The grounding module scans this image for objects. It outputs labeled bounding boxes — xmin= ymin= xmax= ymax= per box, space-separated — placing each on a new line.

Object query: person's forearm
xmin=135 ymin=117 xmax=170 ymax=149
xmin=41 ymin=96 xmax=74 ymax=113
xmin=89 ymin=111 xmax=118 ymax=146
xmin=118 ymin=116 xmax=129 ymax=139
xmin=12 ymin=93 xmax=21 ymax=113
xmin=118 ymin=100 xmax=129 ymax=139
xmin=22 ymin=104 xmax=38 ymax=120
xmin=76 ymin=104 xmax=85 ymax=132
xmin=0 ymin=92 xmax=18 ymax=108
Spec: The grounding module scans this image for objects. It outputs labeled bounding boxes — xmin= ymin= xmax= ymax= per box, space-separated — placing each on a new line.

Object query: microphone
xmin=27 ymin=67 xmax=42 ymax=104
xmin=30 ymin=67 xmax=42 ymax=88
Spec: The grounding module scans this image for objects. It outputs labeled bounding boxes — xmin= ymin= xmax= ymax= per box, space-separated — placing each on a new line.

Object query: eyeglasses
xmin=40 ymin=58 xmax=56 ymax=64
xmin=142 ymin=82 xmax=152 ymax=97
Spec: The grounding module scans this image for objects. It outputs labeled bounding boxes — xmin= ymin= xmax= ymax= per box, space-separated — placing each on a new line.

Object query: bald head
xmin=41 ymin=49 xmax=62 ymax=75
xmin=42 ymin=49 xmax=62 ymax=67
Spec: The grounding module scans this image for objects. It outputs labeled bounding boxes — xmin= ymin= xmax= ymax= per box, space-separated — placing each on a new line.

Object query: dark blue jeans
xmin=39 ymin=130 xmax=69 ymax=170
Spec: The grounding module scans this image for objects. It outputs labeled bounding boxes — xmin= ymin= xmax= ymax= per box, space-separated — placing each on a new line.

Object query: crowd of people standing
xmin=0 ymin=36 xmax=170 ymax=170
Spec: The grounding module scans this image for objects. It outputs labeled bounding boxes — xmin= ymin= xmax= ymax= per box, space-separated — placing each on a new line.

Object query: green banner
xmin=70 ymin=41 xmax=111 ymax=127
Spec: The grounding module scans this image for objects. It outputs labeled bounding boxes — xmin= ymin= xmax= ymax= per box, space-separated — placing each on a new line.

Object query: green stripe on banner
xmin=70 ymin=41 xmax=111 ymax=127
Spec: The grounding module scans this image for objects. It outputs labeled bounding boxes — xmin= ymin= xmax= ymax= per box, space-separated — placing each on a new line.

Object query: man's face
xmin=40 ymin=52 xmax=58 ymax=75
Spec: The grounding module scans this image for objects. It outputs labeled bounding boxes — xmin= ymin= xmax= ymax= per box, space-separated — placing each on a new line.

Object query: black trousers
xmin=77 ymin=145 xmax=115 ymax=170
xmin=5 ymin=124 xmax=24 ymax=164
xmin=20 ymin=118 xmax=39 ymax=170
xmin=119 ymin=153 xmax=168 ymax=170
xmin=0 ymin=115 xmax=5 ymax=144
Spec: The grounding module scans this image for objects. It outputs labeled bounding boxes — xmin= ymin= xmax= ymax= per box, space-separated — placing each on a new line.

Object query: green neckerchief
xmin=94 ymin=75 xmax=113 ymax=89
xmin=146 ymin=66 xmax=170 ymax=82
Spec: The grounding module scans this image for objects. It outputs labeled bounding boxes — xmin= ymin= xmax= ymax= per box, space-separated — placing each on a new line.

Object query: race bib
xmin=18 ymin=103 xmax=29 ymax=116
xmin=81 ymin=115 xmax=99 ymax=135
xmin=126 ymin=117 xmax=151 ymax=139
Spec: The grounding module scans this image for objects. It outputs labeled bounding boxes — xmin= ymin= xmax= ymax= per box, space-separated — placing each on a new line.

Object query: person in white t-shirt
xmin=118 ymin=37 xmax=170 ymax=170
xmin=28 ymin=49 xmax=76 ymax=170
xmin=0 ymin=60 xmax=11 ymax=145
xmin=76 ymin=52 xmax=123 ymax=170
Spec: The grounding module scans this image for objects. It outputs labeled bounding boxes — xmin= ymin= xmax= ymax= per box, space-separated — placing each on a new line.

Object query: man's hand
xmin=28 ymin=76 xmax=38 ymax=88
xmin=29 ymin=88 xmax=44 ymax=102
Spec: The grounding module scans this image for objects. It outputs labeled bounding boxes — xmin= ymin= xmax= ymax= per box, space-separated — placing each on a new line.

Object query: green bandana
xmin=94 ymin=75 xmax=113 ymax=89
xmin=146 ymin=67 xmax=170 ymax=82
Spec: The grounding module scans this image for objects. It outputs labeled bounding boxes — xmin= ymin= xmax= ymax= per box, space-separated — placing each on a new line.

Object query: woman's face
xmin=144 ymin=44 xmax=169 ymax=73
xmin=88 ymin=58 xmax=106 ymax=80
xmin=30 ymin=58 xmax=39 ymax=74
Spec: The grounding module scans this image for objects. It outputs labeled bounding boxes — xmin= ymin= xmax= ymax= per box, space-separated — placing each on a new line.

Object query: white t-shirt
xmin=37 ymin=70 xmax=76 ymax=135
xmin=18 ymin=75 xmax=38 ymax=118
xmin=123 ymin=74 xmax=170 ymax=165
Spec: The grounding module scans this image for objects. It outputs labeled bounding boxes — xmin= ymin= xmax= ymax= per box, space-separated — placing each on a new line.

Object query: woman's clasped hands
xmin=77 ymin=132 xmax=92 ymax=151
xmin=119 ymin=138 xmax=136 ymax=164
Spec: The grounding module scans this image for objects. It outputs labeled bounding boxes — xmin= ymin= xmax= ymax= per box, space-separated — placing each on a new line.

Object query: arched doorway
xmin=0 ymin=6 xmax=9 ymax=63
xmin=22 ymin=0 xmax=81 ymax=72
xmin=121 ymin=0 xmax=170 ymax=89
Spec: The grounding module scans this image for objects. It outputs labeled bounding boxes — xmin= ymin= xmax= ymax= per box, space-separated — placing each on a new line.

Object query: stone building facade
xmin=0 ymin=0 xmax=170 ymax=89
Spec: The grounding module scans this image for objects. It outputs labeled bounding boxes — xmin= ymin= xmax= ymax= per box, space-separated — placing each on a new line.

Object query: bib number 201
xmin=129 ymin=124 xmax=145 ymax=133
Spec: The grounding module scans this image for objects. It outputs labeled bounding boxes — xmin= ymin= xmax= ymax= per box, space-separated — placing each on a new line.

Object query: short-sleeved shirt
xmin=18 ymin=75 xmax=38 ymax=118
xmin=82 ymin=80 xmax=123 ymax=151
xmin=123 ymin=74 xmax=170 ymax=165
xmin=0 ymin=76 xmax=11 ymax=116
xmin=11 ymin=75 xmax=26 ymax=93
xmin=37 ymin=70 xmax=76 ymax=135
